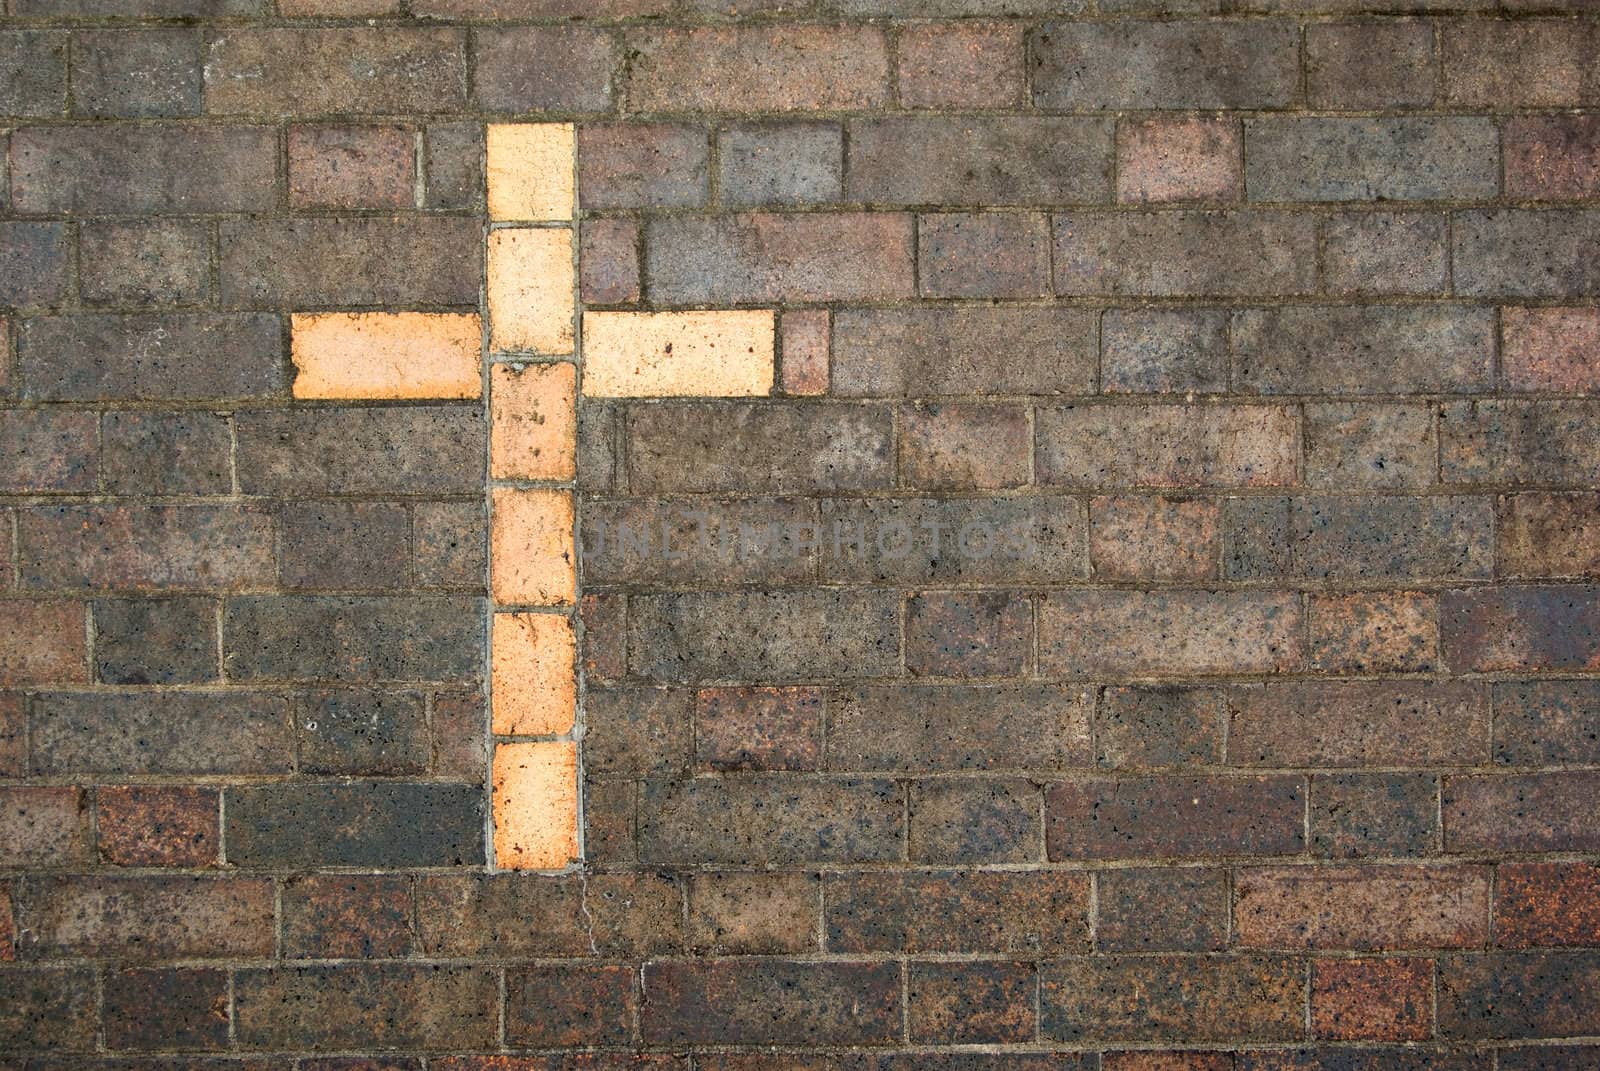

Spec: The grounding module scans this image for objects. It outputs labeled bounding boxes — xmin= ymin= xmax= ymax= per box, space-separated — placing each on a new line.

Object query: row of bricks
xmin=5 ymin=21 xmax=1600 ymax=117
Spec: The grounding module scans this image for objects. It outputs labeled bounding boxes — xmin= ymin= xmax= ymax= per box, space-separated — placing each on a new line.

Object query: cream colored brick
xmin=490 ymin=486 xmax=575 ymax=606
xmin=491 ymin=361 xmax=576 ymax=481
xmin=491 ymin=611 xmax=575 ymax=736
xmin=488 ymin=227 xmax=574 ymax=355
xmin=487 ymin=123 xmax=574 ymax=223
xmin=290 ymin=312 xmax=482 ymax=400
xmin=493 ymin=740 xmax=578 ymax=870
xmin=583 ymin=310 xmax=776 ymax=397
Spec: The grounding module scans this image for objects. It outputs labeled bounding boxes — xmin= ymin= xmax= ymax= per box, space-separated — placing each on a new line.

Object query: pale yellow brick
xmin=487 ymin=123 xmax=575 ymax=223
xmin=491 ymin=611 xmax=575 ymax=736
xmin=490 ymin=486 xmax=575 ymax=606
xmin=493 ymin=740 xmax=578 ymax=870
xmin=290 ymin=312 xmax=482 ymax=400
xmin=583 ymin=309 xmax=775 ymax=397
xmin=488 ymin=227 xmax=574 ymax=355
xmin=491 ymin=361 xmax=576 ymax=481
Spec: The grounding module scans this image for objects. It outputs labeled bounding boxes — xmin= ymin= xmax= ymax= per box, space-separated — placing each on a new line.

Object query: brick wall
xmin=3 ymin=0 xmax=1600 ymax=1065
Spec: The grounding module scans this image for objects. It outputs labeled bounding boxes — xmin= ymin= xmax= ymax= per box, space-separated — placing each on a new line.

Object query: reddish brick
xmin=898 ymin=22 xmax=1023 ymax=109
xmin=1497 ymin=491 xmax=1600 ymax=579
xmin=1442 ymin=585 xmax=1600 ymax=672
xmin=779 ymin=309 xmax=829 ymax=396
xmin=1041 ymin=591 xmax=1303 ymax=677
xmin=579 ymin=124 xmax=707 ymax=209
xmin=1496 ymin=862 xmax=1600 ymax=948
xmin=0 ymin=411 xmax=95 ymax=492
xmin=687 ymin=871 xmax=818 ymax=955
xmin=579 ymin=220 xmax=640 ymax=305
xmin=104 ymin=967 xmax=229 ymax=1050
xmin=288 ymin=125 xmax=415 ymax=210
xmin=695 ymin=686 xmax=822 ymax=772
xmin=0 ymin=786 xmax=88 ymax=867
xmin=1312 ymin=958 xmax=1433 ymax=1041
xmin=1309 ymin=592 xmax=1437 ymax=673
xmin=1104 ymin=1054 xmax=1233 ymax=1071
xmin=825 ymin=870 xmax=1089 ymax=953
xmin=507 ymin=965 xmax=638 ymax=1047
xmin=1091 ymin=496 xmax=1219 ymax=581
xmin=1227 ymin=681 xmax=1488 ymax=767
xmin=909 ymin=961 xmax=1036 ymax=1044
xmin=0 ymin=599 xmax=87 ymax=685
xmin=1446 ymin=772 xmax=1600 ymax=853
xmin=1047 ymin=776 xmax=1304 ymax=861
xmin=1507 ymin=116 xmax=1600 ymax=200
xmin=14 ymin=874 xmax=275 ymax=959
xmin=431 ymin=691 xmax=487 ymax=781
xmin=905 ymin=592 xmax=1031 ymax=678
xmin=1041 ymin=954 xmax=1304 ymax=1043
xmin=1037 ymin=404 xmax=1298 ymax=489
xmin=96 ymin=786 xmax=218 ymax=867
xmin=1502 ymin=307 xmax=1600 ymax=393
xmin=625 ymin=25 xmax=889 ymax=113
xmin=580 ymin=594 xmax=626 ymax=682
xmin=1236 ymin=865 xmax=1491 ymax=951
xmin=1117 ymin=118 xmax=1242 ymax=203
xmin=283 ymin=874 xmax=414 ymax=959
xmin=0 ymin=882 xmax=13 ymax=961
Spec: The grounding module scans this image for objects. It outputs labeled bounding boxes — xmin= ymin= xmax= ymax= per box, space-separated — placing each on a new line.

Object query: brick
xmin=580 ymin=220 xmax=640 ymax=305
xmin=224 ymin=595 xmax=483 ymax=683
xmin=834 ymin=307 xmax=1096 ymax=397
xmin=584 ymin=311 xmax=774 ymax=398
xmin=580 ymin=594 xmax=626 ymax=681
xmin=96 ymin=786 xmax=218 ymax=867
xmin=227 ymin=781 xmax=483 ymax=868
xmin=1503 ymin=307 xmax=1600 ymax=393
xmin=426 ymin=121 xmax=486 ymax=211
xmin=1097 ymin=685 xmax=1224 ymax=768
xmin=1444 ymin=772 xmax=1600 ymax=853
xmin=14 ymin=874 xmax=274 ymax=959
xmin=32 ymin=691 xmax=290 ymax=774
xmin=0 ymin=31 xmax=66 ymax=117
xmin=1104 ymin=1055 xmax=1233 ymax=1071
xmin=1494 ymin=680 xmax=1600 ymax=765
xmin=1117 ymin=118 xmax=1242 ymax=203
xmin=1453 ymin=210 xmax=1600 ymax=298
xmin=507 ymin=965 xmax=637 ymax=1047
xmin=1096 ymin=869 xmax=1229 ymax=952
xmin=289 ymin=125 xmax=414 ymax=210
xmin=640 ymin=776 xmax=901 ymax=865
xmin=277 ymin=501 xmax=407 ymax=592
xmin=1042 ymin=405 xmax=1297 ymax=489
xmin=1507 ymin=116 xmax=1600 ymax=201
xmin=80 ymin=220 xmax=209 ymax=308
xmin=1293 ymin=496 xmax=1493 ymax=580
xmin=1499 ymin=492 xmax=1600 ymax=579
xmin=1237 ymin=1053 xmax=1486 ymax=1071
xmin=17 ymin=0 xmax=259 ymax=12
xmin=104 ymin=968 xmax=228 ymax=1050
xmin=1091 ymin=496 xmax=1220 ymax=582
xmin=99 ymin=412 xmax=226 ymax=496
xmin=695 ymin=686 xmax=821 ymax=772
xmin=0 ymin=693 xmax=23 ymax=775
xmin=0 ymin=223 xmax=71 ymax=307
xmin=1221 ymin=503 xmax=1299 ymax=581
xmin=282 ymin=0 xmax=398 ymax=11
xmin=909 ymin=779 xmax=1041 ymax=864
xmin=910 ymin=961 xmax=1035 ymax=1045
xmin=491 ymin=488 xmax=575 ymax=606
xmin=1313 ymin=959 xmax=1432 ymax=1041
xmin=283 ymin=874 xmax=413 ymax=959
xmin=581 ymin=496 xmax=816 ymax=589
xmin=918 ymin=212 xmax=1050 ymax=299
xmin=900 ymin=404 xmax=1029 ymax=491
xmin=0 ymin=411 xmax=97 ymax=492
xmin=687 ymin=872 xmax=818 ymax=955
xmin=11 ymin=126 xmax=274 ymax=214
xmin=1304 ymin=403 xmax=1436 ymax=489
xmin=204 ymin=29 xmax=466 ymax=115
xmin=1053 ymin=210 xmax=1317 ymax=296
xmin=21 ymin=314 xmax=281 ymax=402
xmin=417 ymin=0 xmax=666 ymax=15
xmin=1499 ymin=1048 xmax=1600 ymax=1071
xmin=1442 ymin=585 xmax=1600 ymax=672
xmin=488 ymin=123 xmax=574 ymax=223
xmin=825 ymin=870 xmax=1089 ymax=953
xmin=473 ymin=27 xmax=614 ymax=114
xmin=1235 ymin=306 xmax=1492 ymax=395
xmin=494 ymin=740 xmax=577 ymax=869
xmin=1322 ymin=212 xmax=1449 ymax=296
xmin=291 ymin=313 xmax=480 ymax=403
xmin=1245 ymin=118 xmax=1497 ymax=202
xmin=0 ymin=969 xmax=96 ymax=1052
xmin=298 ymin=690 xmax=427 ymax=776
xmin=640 ymin=959 xmax=899 ymax=1046
xmin=235 ymin=965 xmax=497 ymax=1050
xmin=492 ymin=612 xmax=575 ymax=736
xmin=626 ymin=588 xmax=885 ymax=678
xmin=0 ymin=787 xmax=87 ymax=866
xmin=1311 ymin=773 xmax=1439 ymax=859
xmin=1309 ymin=592 xmax=1438 ymax=673
xmin=1032 ymin=21 xmax=1299 ymax=109
xmin=584 ymin=779 xmax=635 ymax=864
xmin=1235 ymin=865 xmax=1490 ymax=950
xmin=1101 ymin=308 xmax=1229 ymax=394
xmin=646 ymin=213 xmax=913 ymax=304
xmin=778 ymin=310 xmax=829 ymax=396
xmin=718 ymin=123 xmax=842 ymax=207
xmin=848 ymin=118 xmax=1108 ymax=206
xmin=1439 ymin=951 xmax=1600 ymax=1039
xmin=236 ymin=407 xmax=484 ymax=495
xmin=432 ymin=690 xmax=487 ymax=782
xmin=1228 ymin=681 xmax=1487 ymax=767
xmin=585 ymin=685 xmax=688 ymax=776
xmin=417 ymin=875 xmax=592 ymax=957
xmin=1442 ymin=400 xmax=1600 ymax=486
xmin=899 ymin=22 xmax=1023 ymax=108
xmin=1307 ymin=20 xmax=1436 ymax=109
xmin=19 ymin=504 xmax=274 ymax=591
xmin=627 ymin=402 xmax=891 ymax=493
xmin=1040 ymin=591 xmax=1303 ymax=676
xmin=578 ymin=124 xmax=707 ymax=210
xmin=1496 ymin=862 xmax=1600 ymax=948
xmin=1040 ymin=955 xmax=1304 ymax=1042
xmin=489 ymin=228 xmax=574 ymax=355
xmin=1442 ymin=21 xmax=1600 ymax=107
xmin=625 ymin=25 xmax=889 ymax=112
xmin=0 ymin=601 xmax=86 ymax=686
xmin=828 ymin=684 xmax=1091 ymax=772
xmin=905 ymin=592 xmax=1030 ymax=678
xmin=1047 ymin=775 xmax=1304 ymax=860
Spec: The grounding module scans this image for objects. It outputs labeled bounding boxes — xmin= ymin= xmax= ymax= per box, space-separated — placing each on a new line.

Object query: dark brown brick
xmin=624 ymin=25 xmax=889 ymax=113
xmin=909 ymin=778 xmax=1041 ymax=864
xmin=1453 ymin=210 xmax=1600 ymax=298
xmin=1442 ymin=584 xmax=1600 ymax=672
xmin=1235 ymin=306 xmax=1492 ymax=395
xmin=417 ymin=874 xmax=590 ymax=957
xmin=826 ymin=869 xmax=1088 ymax=954
xmin=1032 ymin=21 xmax=1299 ymax=109
xmin=580 ymin=594 xmax=626 ymax=683
xmin=1498 ymin=492 xmax=1600 ymax=579
xmin=431 ymin=690 xmax=487 ymax=782
xmin=909 ymin=961 xmax=1035 ymax=1045
xmin=1292 ymin=495 xmax=1492 ymax=580
xmin=0 ymin=786 xmax=88 ymax=866
xmin=639 ymin=959 xmax=900 ymax=1046
xmin=1307 ymin=20 xmax=1436 ymax=109
xmin=1495 ymin=862 xmax=1600 ymax=948
xmin=1054 ymin=210 xmax=1316 ymax=297
xmin=834 ymin=307 xmax=1097 ymax=397
xmin=1494 ymin=680 xmax=1600 ymax=765
xmin=584 ymin=778 xmax=635 ymax=865
xmin=586 ymin=685 xmax=690 ymax=776
xmin=1442 ymin=400 xmax=1600 ymax=487
xmin=687 ymin=871 xmax=818 ymax=955
xmin=1312 ymin=958 xmax=1432 ymax=1041
xmin=898 ymin=22 xmax=1024 ymax=109
xmin=638 ymin=776 xmax=903 ymax=864
xmin=10 ymin=126 xmax=274 ymax=213
xmin=905 ymin=591 xmax=1030 ymax=678
xmin=1237 ymin=1051 xmax=1486 ymax=1071
xmin=580 ymin=219 xmax=640 ymax=305
xmin=579 ymin=124 xmax=707 ymax=210
xmin=0 ymin=693 xmax=24 ymax=776
xmin=424 ymin=120 xmax=483 ymax=211
xmin=1091 ymin=496 xmax=1220 ymax=582
xmin=0 ymin=223 xmax=71 ymax=308
xmin=104 ymin=968 xmax=229 ymax=1050
xmin=204 ymin=29 xmax=466 ymax=115
xmin=299 ymin=690 xmax=427 ymax=776
xmin=507 ymin=966 xmax=637 ymax=1048
xmin=1322 ymin=211 xmax=1449 ymax=297
xmin=1303 ymin=403 xmax=1436 ymax=490
xmin=70 ymin=29 xmax=200 ymax=118
xmin=900 ymin=403 xmax=1030 ymax=490
xmin=0 ymin=411 xmax=97 ymax=492
xmin=19 ymin=315 xmax=281 ymax=402
xmin=0 ymin=31 xmax=67 ymax=118
xmin=847 ymin=117 xmax=1109 ymax=205
xmin=0 ymin=600 xmax=87 ymax=685
xmin=100 ymin=412 xmax=228 ymax=496
xmin=1098 ymin=685 xmax=1225 ymax=768
xmin=413 ymin=501 xmax=486 ymax=590
xmin=279 ymin=502 xmax=409 ymax=592
xmin=1311 ymin=773 xmax=1439 ymax=859
xmin=283 ymin=874 xmax=413 ymax=959
xmin=1498 ymin=1049 xmax=1600 ymax=1071
xmin=225 ymin=781 xmax=485 ymax=867
xmin=1047 ymin=775 xmax=1304 ymax=860
xmin=221 ymin=217 xmax=480 ymax=308
xmin=718 ymin=123 xmax=842 ymax=208
xmin=235 ymin=965 xmax=497 ymax=1050
xmin=14 ymin=874 xmax=274 ymax=959
xmin=645 ymin=213 xmax=913 ymax=304
xmin=695 ymin=686 xmax=822 ymax=772
xmin=1038 ymin=404 xmax=1298 ymax=489
xmin=1228 ymin=681 xmax=1489 ymax=767
xmin=19 ymin=504 xmax=274 ymax=592
xmin=1096 ymin=869 xmax=1229 ymax=952
xmin=33 ymin=692 xmax=289 ymax=775
xmin=1235 ymin=865 xmax=1490 ymax=950
xmin=96 ymin=786 xmax=218 ymax=867
xmin=236 ymin=407 xmax=484 ymax=495
xmin=93 ymin=597 xmax=218 ymax=685
xmin=288 ymin=125 xmax=415 ymax=210
xmin=1101 ymin=308 xmax=1229 ymax=394
xmin=473 ymin=26 xmax=614 ymax=113
xmin=581 ymin=497 xmax=816 ymax=589
xmin=0 ymin=968 xmax=96 ymax=1052
xmin=827 ymin=683 xmax=1092 ymax=772
xmin=80 ymin=221 xmax=209 ymax=307
xmin=1506 ymin=115 xmax=1600 ymax=200
xmin=918 ymin=212 xmax=1050 ymax=299
xmin=1245 ymin=117 xmax=1497 ymax=202
xmin=1442 ymin=20 xmax=1600 ymax=107
xmin=1438 ymin=951 xmax=1600 ymax=1039
xmin=1041 ymin=590 xmax=1303 ymax=676
xmin=1445 ymin=772 xmax=1600 ymax=853
xmin=1041 ymin=955 xmax=1304 ymax=1042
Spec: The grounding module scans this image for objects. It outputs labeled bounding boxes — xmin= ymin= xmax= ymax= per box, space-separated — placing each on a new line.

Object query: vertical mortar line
xmin=480 ymin=136 xmax=498 ymax=872
xmin=225 ymin=968 xmax=237 ymax=1047
xmin=413 ymin=128 xmax=427 ymax=210
xmin=568 ymin=121 xmax=586 ymax=868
